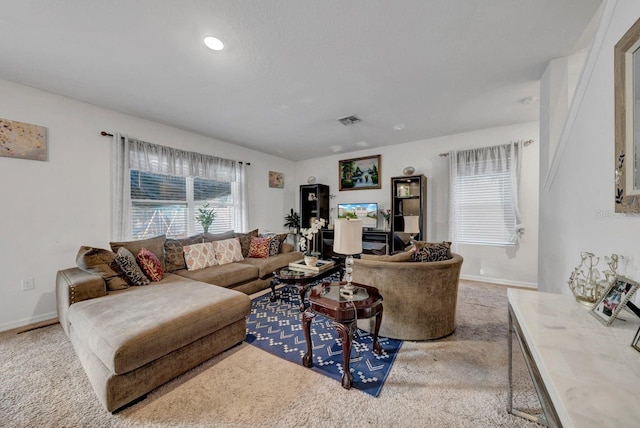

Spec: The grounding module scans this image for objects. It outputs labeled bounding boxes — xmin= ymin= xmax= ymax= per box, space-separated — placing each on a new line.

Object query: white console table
xmin=508 ymin=288 xmax=640 ymax=427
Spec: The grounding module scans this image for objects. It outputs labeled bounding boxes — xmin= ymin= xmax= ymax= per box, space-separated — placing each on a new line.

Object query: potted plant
xmin=299 ymin=218 xmax=326 ymax=266
xmin=196 ymin=203 xmax=216 ymax=233
xmin=283 ymin=208 xmax=300 ymax=233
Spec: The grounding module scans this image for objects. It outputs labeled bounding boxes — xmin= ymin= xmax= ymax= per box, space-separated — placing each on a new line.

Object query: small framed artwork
xmin=632 ymin=327 xmax=640 ymax=353
xmin=0 ymin=117 xmax=48 ymax=161
xmin=591 ymin=276 xmax=640 ymax=326
xmin=269 ymin=171 xmax=284 ymax=188
xmin=338 ymin=154 xmax=381 ymax=191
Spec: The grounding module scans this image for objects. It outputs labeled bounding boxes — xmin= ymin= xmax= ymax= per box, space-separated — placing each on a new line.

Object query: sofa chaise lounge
xmin=56 ymin=231 xmax=301 ymax=412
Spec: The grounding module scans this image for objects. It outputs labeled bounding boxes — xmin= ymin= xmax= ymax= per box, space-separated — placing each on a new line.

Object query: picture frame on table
xmin=338 ymin=154 xmax=381 ymax=191
xmin=632 ymin=327 xmax=640 ymax=353
xmin=590 ymin=276 xmax=639 ymax=326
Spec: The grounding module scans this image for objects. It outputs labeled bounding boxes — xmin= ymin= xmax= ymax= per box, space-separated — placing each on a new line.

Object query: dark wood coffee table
xmin=270 ymin=264 xmax=342 ymax=311
xmin=302 ymin=282 xmax=383 ymax=389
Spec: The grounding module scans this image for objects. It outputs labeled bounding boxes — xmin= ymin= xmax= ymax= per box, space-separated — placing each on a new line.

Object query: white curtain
xmin=448 ymin=141 xmax=523 ymax=250
xmin=232 ymin=161 xmax=249 ymax=232
xmin=111 ymin=133 xmax=131 ymax=240
xmin=111 ymin=134 xmax=246 ymax=239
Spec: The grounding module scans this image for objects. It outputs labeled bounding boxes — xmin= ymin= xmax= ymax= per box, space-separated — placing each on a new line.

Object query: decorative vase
xmin=304 ymin=255 xmax=318 ymax=267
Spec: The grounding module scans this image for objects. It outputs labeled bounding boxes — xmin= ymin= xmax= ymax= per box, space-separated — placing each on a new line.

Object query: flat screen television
xmin=337 ymin=202 xmax=378 ymax=229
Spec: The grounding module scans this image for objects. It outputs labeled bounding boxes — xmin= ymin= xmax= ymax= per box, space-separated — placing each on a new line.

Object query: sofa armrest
xmin=56 ymin=267 xmax=107 ymax=335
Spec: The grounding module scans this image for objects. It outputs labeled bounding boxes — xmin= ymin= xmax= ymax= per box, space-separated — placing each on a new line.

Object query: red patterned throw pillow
xmin=136 ymin=247 xmax=164 ymax=281
xmin=248 ymin=237 xmax=271 ymax=258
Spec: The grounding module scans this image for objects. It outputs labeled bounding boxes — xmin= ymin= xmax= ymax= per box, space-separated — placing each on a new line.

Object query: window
xmin=112 ymin=134 xmax=247 ymax=241
xmin=130 ymin=171 xmax=233 ymax=239
xmin=449 ymin=143 xmax=522 ymax=247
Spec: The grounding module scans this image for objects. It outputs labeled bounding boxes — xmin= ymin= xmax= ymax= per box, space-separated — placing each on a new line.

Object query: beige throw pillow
xmin=211 ymin=238 xmax=244 ymax=265
xmin=183 ymin=242 xmax=218 ymax=271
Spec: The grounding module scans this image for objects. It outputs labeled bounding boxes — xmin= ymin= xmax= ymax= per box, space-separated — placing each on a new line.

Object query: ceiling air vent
xmin=338 ymin=115 xmax=361 ymax=126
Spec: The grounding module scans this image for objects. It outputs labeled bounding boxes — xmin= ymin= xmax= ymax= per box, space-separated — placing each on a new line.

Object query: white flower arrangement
xmin=299 ymin=218 xmax=326 ymax=256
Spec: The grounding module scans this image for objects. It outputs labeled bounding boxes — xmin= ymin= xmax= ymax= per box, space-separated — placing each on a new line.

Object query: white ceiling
xmin=0 ymin=0 xmax=602 ymax=161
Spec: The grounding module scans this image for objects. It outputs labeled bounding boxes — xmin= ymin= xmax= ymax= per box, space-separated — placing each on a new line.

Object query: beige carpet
xmin=0 ymin=280 xmax=540 ymax=427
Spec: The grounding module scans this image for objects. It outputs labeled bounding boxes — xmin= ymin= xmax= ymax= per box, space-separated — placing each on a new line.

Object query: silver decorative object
xmin=568 ymin=252 xmax=622 ymax=307
xmin=402 ymin=166 xmax=415 ymax=176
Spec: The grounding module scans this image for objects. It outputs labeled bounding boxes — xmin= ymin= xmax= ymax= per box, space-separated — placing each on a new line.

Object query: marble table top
xmin=508 ymin=288 xmax=640 ymax=427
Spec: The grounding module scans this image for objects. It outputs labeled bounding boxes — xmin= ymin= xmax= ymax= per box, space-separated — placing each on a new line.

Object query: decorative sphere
xmin=307 ymin=176 xmax=316 ymax=184
xmin=402 ymin=166 xmax=415 ymax=176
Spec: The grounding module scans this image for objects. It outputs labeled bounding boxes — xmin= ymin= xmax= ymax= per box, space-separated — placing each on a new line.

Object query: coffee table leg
xmin=302 ymin=310 xmax=315 ymax=367
xmin=335 ymin=321 xmax=354 ymax=389
xmin=297 ymin=283 xmax=308 ymax=312
xmin=270 ymin=278 xmax=277 ymax=302
xmin=372 ymin=305 xmax=383 ymax=355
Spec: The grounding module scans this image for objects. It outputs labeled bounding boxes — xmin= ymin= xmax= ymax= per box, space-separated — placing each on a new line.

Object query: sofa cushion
xmin=203 ymin=230 xmax=235 ymax=242
xmin=67 ymin=275 xmax=250 ymax=375
xmin=248 ymin=237 xmax=271 ymax=258
xmin=110 ymin=235 xmax=166 ymax=269
xmin=136 ymin=247 xmax=164 ymax=281
xmin=239 ymin=251 xmax=304 ymax=278
xmin=412 ymin=241 xmax=452 ymax=262
xmin=211 ymin=238 xmax=244 ymax=265
xmin=183 ymin=242 xmax=218 ymax=271
xmin=164 ymin=234 xmax=203 ymax=273
xmin=175 ymin=262 xmax=259 ymax=287
xmin=234 ymin=229 xmax=259 ymax=257
xmin=114 ymin=247 xmax=150 ymax=286
xmin=75 ymin=246 xmax=129 ymax=291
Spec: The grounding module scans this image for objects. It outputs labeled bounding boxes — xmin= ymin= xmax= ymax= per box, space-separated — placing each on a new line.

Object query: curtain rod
xmin=438 ymin=139 xmax=534 ymax=157
xmin=100 ymin=131 xmax=251 ymax=165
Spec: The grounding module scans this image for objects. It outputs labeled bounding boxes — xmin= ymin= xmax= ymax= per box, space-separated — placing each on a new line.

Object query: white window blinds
xmin=449 ymin=142 xmax=523 ymax=248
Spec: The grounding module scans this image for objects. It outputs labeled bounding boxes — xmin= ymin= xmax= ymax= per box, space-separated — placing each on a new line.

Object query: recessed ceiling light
xmin=521 ymin=96 xmax=537 ymax=105
xmin=204 ymin=36 xmax=224 ymax=51
xmin=393 ymin=124 xmax=406 ymax=131
xmin=356 ymin=141 xmax=369 ymax=147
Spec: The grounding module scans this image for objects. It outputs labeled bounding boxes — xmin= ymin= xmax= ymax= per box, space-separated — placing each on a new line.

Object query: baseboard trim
xmin=460 ymin=274 xmax=537 ymax=289
xmin=0 ymin=312 xmax=58 ymax=334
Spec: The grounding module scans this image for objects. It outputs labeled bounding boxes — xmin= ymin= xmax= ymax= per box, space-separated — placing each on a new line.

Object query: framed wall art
xmin=269 ymin=171 xmax=284 ymax=188
xmin=0 ymin=117 xmax=48 ymax=161
xmin=614 ymin=17 xmax=640 ymax=212
xmin=591 ymin=276 xmax=639 ymax=326
xmin=338 ymin=154 xmax=381 ymax=191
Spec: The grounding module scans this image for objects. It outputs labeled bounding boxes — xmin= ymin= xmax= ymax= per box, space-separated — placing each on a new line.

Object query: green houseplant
xmin=196 ymin=203 xmax=216 ymax=233
xmin=283 ymin=209 xmax=300 ymax=232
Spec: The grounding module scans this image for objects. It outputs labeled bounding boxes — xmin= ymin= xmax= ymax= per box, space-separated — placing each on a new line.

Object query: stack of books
xmin=288 ymin=259 xmax=335 ymax=273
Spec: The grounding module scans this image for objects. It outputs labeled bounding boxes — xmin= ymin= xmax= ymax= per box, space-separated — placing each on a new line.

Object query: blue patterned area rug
xmin=245 ymin=280 xmax=403 ymax=397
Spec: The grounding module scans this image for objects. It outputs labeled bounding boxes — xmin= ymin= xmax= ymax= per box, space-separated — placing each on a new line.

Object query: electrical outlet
xmin=21 ymin=277 xmax=35 ymax=291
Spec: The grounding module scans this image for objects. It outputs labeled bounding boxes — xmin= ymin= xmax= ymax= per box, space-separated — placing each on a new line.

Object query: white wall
xmin=295 ymin=121 xmax=539 ymax=287
xmin=539 ymin=0 xmax=640 ymax=297
xmin=0 ymin=79 xmax=296 ymax=332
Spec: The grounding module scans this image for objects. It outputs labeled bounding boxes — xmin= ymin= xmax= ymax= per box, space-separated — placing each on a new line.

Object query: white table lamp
xmin=333 ymin=218 xmax=363 ymax=292
xmin=404 ymin=215 xmax=420 ymax=244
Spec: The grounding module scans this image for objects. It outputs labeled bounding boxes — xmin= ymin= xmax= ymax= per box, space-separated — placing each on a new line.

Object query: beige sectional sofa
xmin=56 ymin=231 xmax=302 ymax=412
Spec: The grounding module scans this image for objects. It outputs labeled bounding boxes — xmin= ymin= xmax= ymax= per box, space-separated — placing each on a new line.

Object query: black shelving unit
xmin=300 ymin=184 xmax=330 ymax=229
xmin=390 ymin=174 xmax=427 ymax=252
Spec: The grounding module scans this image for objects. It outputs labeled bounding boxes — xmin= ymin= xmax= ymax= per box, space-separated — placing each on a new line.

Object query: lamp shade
xmin=333 ymin=219 xmax=363 ymax=255
xmin=403 ymin=215 xmax=420 ymax=234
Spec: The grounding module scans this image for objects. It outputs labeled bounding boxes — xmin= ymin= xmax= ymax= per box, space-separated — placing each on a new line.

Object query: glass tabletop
xmin=319 ymin=285 xmax=369 ymax=302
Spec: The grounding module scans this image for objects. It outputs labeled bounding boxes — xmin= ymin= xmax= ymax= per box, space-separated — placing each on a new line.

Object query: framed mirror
xmin=615 ymin=18 xmax=640 ymax=212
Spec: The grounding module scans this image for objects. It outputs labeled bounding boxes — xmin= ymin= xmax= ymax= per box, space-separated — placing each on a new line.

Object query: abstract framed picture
xmin=591 ymin=276 xmax=639 ymax=326
xmin=0 ymin=117 xmax=48 ymax=161
xmin=338 ymin=154 xmax=381 ymax=191
xmin=269 ymin=171 xmax=284 ymax=188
